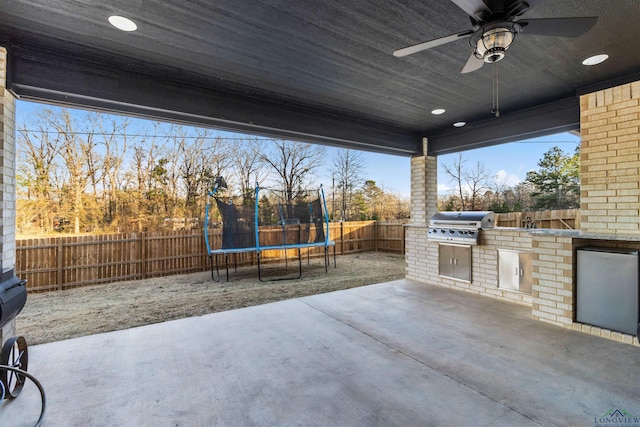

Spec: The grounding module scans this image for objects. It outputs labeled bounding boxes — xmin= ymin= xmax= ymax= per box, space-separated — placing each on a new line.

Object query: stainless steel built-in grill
xmin=428 ymin=211 xmax=495 ymax=245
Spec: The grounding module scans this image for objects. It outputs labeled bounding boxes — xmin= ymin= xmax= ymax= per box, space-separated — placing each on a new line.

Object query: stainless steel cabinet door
xmin=439 ymin=244 xmax=471 ymax=282
xmin=454 ymin=245 xmax=471 ymax=282
xmin=498 ymin=250 xmax=532 ymax=293
xmin=519 ymin=252 xmax=533 ymax=294
xmin=438 ymin=244 xmax=455 ymax=278
xmin=499 ymin=250 xmax=520 ymax=291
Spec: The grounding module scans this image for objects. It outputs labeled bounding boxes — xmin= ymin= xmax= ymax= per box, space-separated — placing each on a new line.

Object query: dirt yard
xmin=17 ymin=252 xmax=405 ymax=345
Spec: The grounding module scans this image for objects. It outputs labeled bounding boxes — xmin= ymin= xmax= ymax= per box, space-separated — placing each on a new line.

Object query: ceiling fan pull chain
xmin=492 ymin=61 xmax=500 ymax=117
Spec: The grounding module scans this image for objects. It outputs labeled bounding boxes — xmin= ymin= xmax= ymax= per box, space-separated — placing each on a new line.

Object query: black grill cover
xmin=0 ymin=270 xmax=27 ymax=328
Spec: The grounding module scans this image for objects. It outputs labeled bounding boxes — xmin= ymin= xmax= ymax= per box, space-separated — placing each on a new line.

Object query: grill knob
xmin=448 ymin=230 xmax=454 ymax=234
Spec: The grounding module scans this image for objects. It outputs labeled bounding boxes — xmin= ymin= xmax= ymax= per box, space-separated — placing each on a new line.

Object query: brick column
xmin=0 ymin=47 xmax=18 ymax=344
xmin=406 ymin=138 xmax=438 ymax=280
xmin=580 ymin=81 xmax=640 ymax=234
xmin=409 ymin=138 xmax=438 ymax=225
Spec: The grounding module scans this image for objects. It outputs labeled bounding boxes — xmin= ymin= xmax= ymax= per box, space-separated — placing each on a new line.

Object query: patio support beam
xmin=7 ymin=42 xmax=422 ymax=156
xmin=427 ymin=97 xmax=580 ymax=156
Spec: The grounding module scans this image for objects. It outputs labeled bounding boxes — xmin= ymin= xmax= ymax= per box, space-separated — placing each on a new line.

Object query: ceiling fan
xmin=393 ymin=0 xmax=597 ymax=116
xmin=393 ymin=0 xmax=598 ymax=74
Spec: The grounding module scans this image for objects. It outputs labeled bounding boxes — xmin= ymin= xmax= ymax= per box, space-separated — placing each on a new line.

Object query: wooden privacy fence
xmin=495 ymin=209 xmax=579 ymax=229
xmin=16 ymin=221 xmax=406 ymax=293
xmin=16 ymin=210 xmax=579 ymax=293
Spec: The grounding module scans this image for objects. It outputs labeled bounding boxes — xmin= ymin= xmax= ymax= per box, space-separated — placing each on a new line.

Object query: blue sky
xmin=16 ymin=100 xmax=580 ymax=198
xmin=435 ymin=133 xmax=581 ymax=196
xmin=320 ymin=133 xmax=580 ymax=198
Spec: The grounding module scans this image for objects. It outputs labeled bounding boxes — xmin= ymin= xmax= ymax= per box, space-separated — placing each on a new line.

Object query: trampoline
xmin=204 ymin=179 xmax=336 ymax=281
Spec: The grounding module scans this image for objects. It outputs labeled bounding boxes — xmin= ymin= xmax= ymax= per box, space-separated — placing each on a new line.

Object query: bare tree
xmin=331 ymin=149 xmax=365 ymax=220
xmin=176 ymin=128 xmax=230 ymax=217
xmin=230 ymin=137 xmax=268 ymax=200
xmin=94 ymin=113 xmax=132 ymax=230
xmin=465 ymin=161 xmax=491 ymax=210
xmin=125 ymin=123 xmax=170 ymax=229
xmin=260 ymin=139 xmax=326 ymax=206
xmin=50 ymin=110 xmax=98 ymax=233
xmin=442 ymin=153 xmax=490 ymax=211
xmin=442 ymin=153 xmax=467 ymax=210
xmin=16 ymin=109 xmax=62 ymax=232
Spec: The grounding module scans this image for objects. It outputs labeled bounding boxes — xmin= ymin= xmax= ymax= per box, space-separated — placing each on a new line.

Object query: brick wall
xmin=0 ymin=46 xmax=17 ymax=344
xmin=580 ymin=81 xmax=640 ymax=234
xmin=407 ymin=227 xmax=534 ymax=306
xmin=530 ymin=235 xmax=573 ymax=327
xmin=405 ymin=225 xmax=429 ymax=281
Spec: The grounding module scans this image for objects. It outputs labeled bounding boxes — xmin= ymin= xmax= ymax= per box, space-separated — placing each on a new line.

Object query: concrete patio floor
xmin=7 ymin=279 xmax=640 ymax=426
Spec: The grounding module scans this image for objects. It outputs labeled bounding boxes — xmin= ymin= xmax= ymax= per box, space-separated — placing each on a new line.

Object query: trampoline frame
xmin=204 ymin=182 xmax=336 ymax=281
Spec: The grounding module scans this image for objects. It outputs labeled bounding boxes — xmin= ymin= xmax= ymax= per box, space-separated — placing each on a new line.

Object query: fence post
xmin=374 ymin=221 xmax=378 ymax=252
xmin=140 ymin=232 xmax=147 ymax=279
xmin=57 ymin=238 xmax=64 ymax=291
xmin=340 ymin=222 xmax=345 ymax=255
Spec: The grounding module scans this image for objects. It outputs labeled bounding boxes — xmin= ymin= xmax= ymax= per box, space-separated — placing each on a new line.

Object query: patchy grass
xmin=17 ymin=252 xmax=405 ymax=344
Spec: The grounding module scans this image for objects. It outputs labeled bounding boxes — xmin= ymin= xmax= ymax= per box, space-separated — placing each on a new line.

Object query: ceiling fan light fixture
xmin=475 ymin=27 xmax=516 ymax=63
xmin=108 ymin=15 xmax=137 ymax=32
xmin=582 ymin=54 xmax=608 ymax=66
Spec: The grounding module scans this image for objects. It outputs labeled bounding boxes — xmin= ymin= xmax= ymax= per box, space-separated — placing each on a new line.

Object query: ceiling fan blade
xmin=393 ymin=30 xmax=473 ymax=57
xmin=450 ymin=0 xmax=493 ymax=21
xmin=461 ymin=53 xmax=484 ymax=74
xmin=519 ymin=17 xmax=598 ymax=37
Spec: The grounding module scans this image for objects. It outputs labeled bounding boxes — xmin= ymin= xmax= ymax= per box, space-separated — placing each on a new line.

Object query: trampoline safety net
xmin=257 ymin=196 xmax=325 ymax=247
xmin=215 ymin=200 xmax=256 ymax=250
xmin=204 ymin=183 xmax=335 ymax=281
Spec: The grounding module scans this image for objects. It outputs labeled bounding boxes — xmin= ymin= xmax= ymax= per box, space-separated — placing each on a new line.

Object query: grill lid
xmin=429 ymin=211 xmax=495 ymax=229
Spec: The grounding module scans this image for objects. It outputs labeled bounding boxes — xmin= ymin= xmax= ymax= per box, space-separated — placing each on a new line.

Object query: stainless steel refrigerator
xmin=576 ymin=247 xmax=639 ymax=336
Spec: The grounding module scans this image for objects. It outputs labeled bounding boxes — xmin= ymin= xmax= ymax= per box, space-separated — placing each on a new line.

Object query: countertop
xmin=490 ymin=227 xmax=640 ymax=242
xmin=405 ymin=223 xmax=640 ymax=242
xmin=527 ymin=228 xmax=640 ymax=241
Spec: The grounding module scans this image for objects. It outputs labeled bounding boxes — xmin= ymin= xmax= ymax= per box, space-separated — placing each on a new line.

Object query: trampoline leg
xmin=257 ymin=252 xmax=264 ymax=282
xmin=225 ymin=254 xmax=230 ymax=282
xmin=333 ymin=245 xmax=337 ymax=268
xmin=234 ymin=253 xmax=238 ymax=272
xmin=297 ymin=248 xmax=302 ymax=279
xmin=324 ymin=247 xmax=328 ymax=273
xmin=213 ymin=254 xmax=222 ymax=282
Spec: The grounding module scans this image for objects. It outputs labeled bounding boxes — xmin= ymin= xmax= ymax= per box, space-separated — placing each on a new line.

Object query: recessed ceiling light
xmin=431 ymin=108 xmax=446 ymax=115
xmin=108 ymin=15 xmax=137 ymax=32
xmin=582 ymin=54 xmax=608 ymax=66
xmin=453 ymin=121 xmax=466 ymax=127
